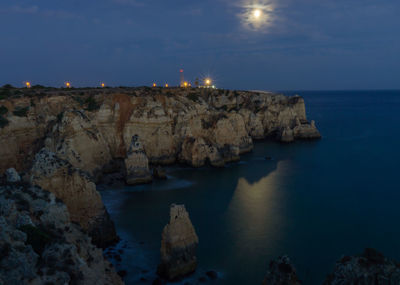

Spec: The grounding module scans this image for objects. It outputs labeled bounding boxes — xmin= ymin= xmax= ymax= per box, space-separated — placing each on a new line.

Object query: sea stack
xmin=157 ymin=204 xmax=199 ymax=281
xmin=262 ymin=256 xmax=301 ymax=285
xmin=124 ymin=135 xmax=152 ymax=185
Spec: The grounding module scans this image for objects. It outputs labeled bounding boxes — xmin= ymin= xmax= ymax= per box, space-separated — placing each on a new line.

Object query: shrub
xmin=19 ymin=224 xmax=53 ymax=254
xmin=0 ymin=105 xmax=8 ymax=115
xmin=85 ymin=96 xmax=100 ymax=111
xmin=2 ymin=84 xmax=14 ymax=89
xmin=56 ymin=112 xmax=64 ymax=122
xmin=187 ymin=93 xmax=199 ymax=102
xmin=0 ymin=89 xmax=12 ymax=99
xmin=13 ymin=106 xmax=29 ymax=117
xmin=0 ymin=115 xmax=9 ymax=128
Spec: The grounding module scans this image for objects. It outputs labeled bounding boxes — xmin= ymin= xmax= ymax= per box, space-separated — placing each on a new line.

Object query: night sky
xmin=1 ymin=0 xmax=399 ymax=90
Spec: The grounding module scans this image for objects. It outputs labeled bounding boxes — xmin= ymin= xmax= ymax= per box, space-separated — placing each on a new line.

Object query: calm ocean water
xmin=100 ymin=90 xmax=400 ymax=284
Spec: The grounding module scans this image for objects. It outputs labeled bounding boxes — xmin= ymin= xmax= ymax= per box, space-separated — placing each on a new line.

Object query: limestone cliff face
xmin=30 ymin=149 xmax=118 ymax=248
xmin=0 ymin=181 xmax=123 ymax=285
xmin=157 ymin=204 xmax=199 ymax=281
xmin=0 ymin=88 xmax=320 ymax=176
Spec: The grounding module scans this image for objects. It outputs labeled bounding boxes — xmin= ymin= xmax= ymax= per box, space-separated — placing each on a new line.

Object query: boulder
xmin=5 ymin=168 xmax=21 ymax=183
xmin=124 ymin=135 xmax=152 ymax=185
xmin=262 ymin=256 xmax=301 ymax=285
xmin=157 ymin=204 xmax=199 ymax=281
xmin=324 ymin=248 xmax=400 ymax=285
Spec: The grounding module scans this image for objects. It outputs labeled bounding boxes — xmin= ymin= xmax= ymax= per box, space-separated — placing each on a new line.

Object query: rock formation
xmin=5 ymin=168 xmax=21 ymax=183
xmin=0 ymin=87 xmax=320 ymax=176
xmin=0 ymin=180 xmax=123 ymax=285
xmin=324 ymin=248 xmax=400 ymax=285
xmin=262 ymin=256 xmax=302 ymax=285
xmin=157 ymin=204 xmax=199 ymax=281
xmin=124 ymin=135 xmax=152 ymax=185
xmin=30 ymin=149 xmax=118 ymax=248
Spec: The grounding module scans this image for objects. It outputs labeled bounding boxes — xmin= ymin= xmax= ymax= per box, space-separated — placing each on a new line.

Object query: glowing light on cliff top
xmin=25 ymin=81 xmax=31 ymax=88
xmin=205 ymin=78 xmax=212 ymax=86
xmin=165 ymin=83 xmax=169 ymax=88
xmin=101 ymin=83 xmax=105 ymax=88
xmin=153 ymin=83 xmax=157 ymax=87
xmin=65 ymin=82 xmax=71 ymax=88
xmin=240 ymin=1 xmax=276 ymax=31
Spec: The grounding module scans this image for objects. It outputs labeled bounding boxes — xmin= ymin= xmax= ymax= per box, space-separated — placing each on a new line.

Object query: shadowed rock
xmin=157 ymin=204 xmax=199 ymax=281
xmin=324 ymin=248 xmax=400 ymax=285
xmin=262 ymin=256 xmax=302 ymax=285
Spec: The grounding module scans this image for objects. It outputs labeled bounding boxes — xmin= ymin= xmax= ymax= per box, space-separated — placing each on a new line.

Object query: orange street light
xmin=165 ymin=83 xmax=169 ymax=88
xmin=183 ymin=82 xmax=188 ymax=88
xmin=153 ymin=83 xmax=157 ymax=87
xmin=205 ymin=78 xmax=212 ymax=86
xmin=65 ymin=82 xmax=71 ymax=88
xmin=101 ymin=83 xmax=105 ymax=88
xmin=25 ymin=82 xmax=31 ymax=88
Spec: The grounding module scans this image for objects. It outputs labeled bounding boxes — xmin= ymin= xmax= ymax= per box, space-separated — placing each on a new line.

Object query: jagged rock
xmin=125 ymin=135 xmax=152 ymax=185
xmin=153 ymin=166 xmax=167 ymax=180
xmin=157 ymin=204 xmax=199 ymax=281
xmin=30 ymin=149 xmax=118 ymax=248
xmin=262 ymin=256 xmax=301 ymax=285
xmin=0 ymin=182 xmax=123 ymax=285
xmin=324 ymin=248 xmax=400 ymax=285
xmin=5 ymin=168 xmax=21 ymax=183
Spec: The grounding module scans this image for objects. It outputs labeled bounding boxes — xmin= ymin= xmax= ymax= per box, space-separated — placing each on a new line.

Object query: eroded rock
xmin=324 ymin=248 xmax=400 ymax=285
xmin=124 ymin=135 xmax=152 ymax=185
xmin=5 ymin=168 xmax=21 ymax=183
xmin=157 ymin=204 xmax=199 ymax=281
xmin=0 ymin=182 xmax=123 ymax=285
xmin=262 ymin=256 xmax=301 ymax=285
xmin=30 ymin=149 xmax=118 ymax=248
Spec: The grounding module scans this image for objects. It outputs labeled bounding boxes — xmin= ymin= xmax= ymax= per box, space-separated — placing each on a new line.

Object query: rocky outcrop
xmin=124 ymin=135 xmax=152 ymax=185
xmin=0 ymin=181 xmax=123 ymax=285
xmin=30 ymin=149 xmax=118 ymax=248
xmin=324 ymin=248 xmax=400 ymax=285
xmin=262 ymin=256 xmax=302 ymax=285
xmin=157 ymin=204 xmax=199 ymax=281
xmin=5 ymin=168 xmax=21 ymax=183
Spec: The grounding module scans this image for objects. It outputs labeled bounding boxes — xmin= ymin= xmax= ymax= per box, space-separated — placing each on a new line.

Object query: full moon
xmin=253 ymin=9 xmax=262 ymax=19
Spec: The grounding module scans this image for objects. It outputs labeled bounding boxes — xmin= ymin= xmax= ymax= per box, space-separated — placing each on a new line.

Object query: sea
xmin=99 ymin=90 xmax=400 ymax=284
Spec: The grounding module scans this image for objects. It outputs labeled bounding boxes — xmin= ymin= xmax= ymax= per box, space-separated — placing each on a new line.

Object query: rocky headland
xmin=0 ymin=86 xmax=320 ymax=284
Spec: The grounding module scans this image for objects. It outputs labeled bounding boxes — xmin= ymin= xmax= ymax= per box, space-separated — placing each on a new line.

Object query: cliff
xmin=0 ymin=175 xmax=123 ymax=285
xmin=0 ymin=87 xmax=320 ymax=175
xmin=0 ymin=86 xmax=320 ymax=251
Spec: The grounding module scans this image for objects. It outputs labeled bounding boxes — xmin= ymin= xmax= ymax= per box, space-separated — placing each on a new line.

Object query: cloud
xmin=0 ymin=4 xmax=83 ymax=20
xmin=112 ymin=0 xmax=145 ymax=7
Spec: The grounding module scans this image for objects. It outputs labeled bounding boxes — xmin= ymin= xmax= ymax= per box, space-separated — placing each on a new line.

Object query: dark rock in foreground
xmin=324 ymin=248 xmax=400 ymax=285
xmin=0 ymin=181 xmax=123 ymax=285
xmin=157 ymin=204 xmax=199 ymax=281
xmin=262 ymin=255 xmax=302 ymax=285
